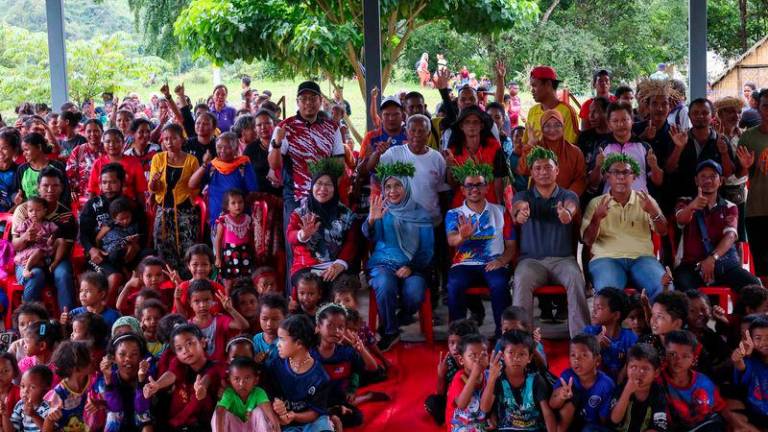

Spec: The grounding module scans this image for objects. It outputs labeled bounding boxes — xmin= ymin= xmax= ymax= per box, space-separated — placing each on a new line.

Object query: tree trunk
xmin=739 ymin=0 xmax=748 ymax=51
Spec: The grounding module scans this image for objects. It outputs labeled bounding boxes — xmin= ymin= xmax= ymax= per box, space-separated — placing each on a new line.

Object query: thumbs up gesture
xmin=59 ymin=307 xmax=69 ymax=326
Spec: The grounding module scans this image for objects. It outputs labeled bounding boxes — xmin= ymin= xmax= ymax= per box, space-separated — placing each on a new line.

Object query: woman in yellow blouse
xmin=149 ymin=123 xmax=200 ymax=276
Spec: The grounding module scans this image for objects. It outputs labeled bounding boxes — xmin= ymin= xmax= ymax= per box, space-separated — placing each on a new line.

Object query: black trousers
xmin=746 ymin=216 xmax=768 ymax=276
xmin=674 ymin=263 xmax=761 ymax=293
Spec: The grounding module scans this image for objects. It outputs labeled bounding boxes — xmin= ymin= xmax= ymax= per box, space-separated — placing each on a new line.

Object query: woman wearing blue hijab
xmin=363 ymin=162 xmax=434 ymax=351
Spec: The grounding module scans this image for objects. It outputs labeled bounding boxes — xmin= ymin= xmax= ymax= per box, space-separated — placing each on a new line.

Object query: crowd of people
xmin=0 ymin=60 xmax=766 ymax=432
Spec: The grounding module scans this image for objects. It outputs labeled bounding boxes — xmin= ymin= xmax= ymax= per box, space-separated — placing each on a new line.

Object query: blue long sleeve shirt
xmin=363 ymin=213 xmax=434 ymax=272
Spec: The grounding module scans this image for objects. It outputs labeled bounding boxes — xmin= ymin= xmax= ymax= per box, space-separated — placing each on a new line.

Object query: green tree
xmin=167 ymin=0 xmax=538 ymax=100
xmin=708 ymin=0 xmax=768 ymax=60
xmin=0 ymin=23 xmax=170 ymax=111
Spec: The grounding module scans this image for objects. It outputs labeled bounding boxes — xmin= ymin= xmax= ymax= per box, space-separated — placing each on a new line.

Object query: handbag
xmin=694 ymin=209 xmax=740 ymax=276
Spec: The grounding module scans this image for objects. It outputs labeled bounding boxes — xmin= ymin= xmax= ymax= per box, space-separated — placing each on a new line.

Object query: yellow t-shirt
xmin=581 ymin=191 xmax=656 ymax=260
xmin=523 ymin=102 xmax=579 ymax=146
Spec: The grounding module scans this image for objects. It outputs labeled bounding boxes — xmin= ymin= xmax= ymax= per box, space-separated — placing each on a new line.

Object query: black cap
xmin=696 ymin=159 xmax=723 ymax=175
xmin=297 ymin=81 xmax=321 ymax=96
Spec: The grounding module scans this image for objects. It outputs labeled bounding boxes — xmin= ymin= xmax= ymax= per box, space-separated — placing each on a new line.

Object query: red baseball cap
xmin=530 ymin=66 xmax=559 ymax=81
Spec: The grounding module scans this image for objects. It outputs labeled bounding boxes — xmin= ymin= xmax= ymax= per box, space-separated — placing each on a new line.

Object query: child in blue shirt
xmin=480 ymin=330 xmax=556 ymax=431
xmin=252 ymin=294 xmax=287 ymax=363
xmin=732 ymin=315 xmax=768 ymax=427
xmin=583 ymin=287 xmax=637 ymax=381
xmin=62 ymin=271 xmax=121 ymax=329
xmin=266 ymin=314 xmax=333 ymax=431
xmin=550 ymin=334 xmax=615 ymax=431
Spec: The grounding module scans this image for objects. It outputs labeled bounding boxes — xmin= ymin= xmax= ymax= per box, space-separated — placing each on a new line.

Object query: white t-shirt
xmin=380 ymin=145 xmax=450 ymax=224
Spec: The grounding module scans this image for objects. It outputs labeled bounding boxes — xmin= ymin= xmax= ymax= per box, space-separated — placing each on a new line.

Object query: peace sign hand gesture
xmin=593 ymin=195 xmax=612 ymax=221
xmin=437 ymin=351 xmax=450 ymax=379
xmin=637 ymin=191 xmax=659 ymax=216
xmin=163 ymin=264 xmax=182 ymax=286
xmin=556 ymin=377 xmax=574 ymax=401
xmin=342 ymin=329 xmax=365 ymax=352
xmin=732 ymin=329 xmax=755 ymax=364
xmin=299 ymin=213 xmax=320 ymax=239
xmin=646 ymin=148 xmax=659 ymax=170
xmin=193 ymin=374 xmax=209 ymax=400
xmin=488 ymin=350 xmax=503 ymax=381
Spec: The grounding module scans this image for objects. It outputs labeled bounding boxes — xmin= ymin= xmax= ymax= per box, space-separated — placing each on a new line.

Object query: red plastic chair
xmin=367 ymin=288 xmax=434 ymax=344
xmin=193 ymin=195 xmax=208 ymax=241
xmin=699 ymin=286 xmax=732 ymax=314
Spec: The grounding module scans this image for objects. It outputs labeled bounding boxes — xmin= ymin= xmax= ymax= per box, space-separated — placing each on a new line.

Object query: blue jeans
xmin=15 ymin=260 xmax=75 ymax=311
xmin=281 ymin=415 xmax=334 ymax=432
xmin=589 ymin=256 xmax=665 ymax=300
xmin=369 ymin=266 xmax=426 ymax=336
xmin=447 ymin=264 xmax=510 ymax=335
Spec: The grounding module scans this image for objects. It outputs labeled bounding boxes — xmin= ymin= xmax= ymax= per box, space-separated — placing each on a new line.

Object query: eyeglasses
xmin=542 ymin=123 xmax=564 ymax=130
xmin=463 ymin=182 xmax=487 ymax=190
xmin=608 ymin=169 xmax=633 ymax=177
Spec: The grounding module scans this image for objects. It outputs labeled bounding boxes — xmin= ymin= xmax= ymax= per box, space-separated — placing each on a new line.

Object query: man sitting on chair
xmin=511 ymin=146 xmax=589 ymax=336
xmin=445 ymin=161 xmax=515 ymax=336
xmin=581 ymin=153 xmax=669 ymax=300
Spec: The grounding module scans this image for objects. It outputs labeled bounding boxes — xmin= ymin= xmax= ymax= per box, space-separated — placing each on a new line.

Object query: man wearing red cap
xmin=524 ymin=66 xmax=579 ymax=147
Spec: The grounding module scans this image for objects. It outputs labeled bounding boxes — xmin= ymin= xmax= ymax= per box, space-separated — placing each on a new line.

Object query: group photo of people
xmin=0 ymin=53 xmax=767 ymax=432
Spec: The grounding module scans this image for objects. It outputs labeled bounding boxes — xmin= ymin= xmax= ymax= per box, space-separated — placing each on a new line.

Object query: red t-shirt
xmin=171 ymin=279 xmax=226 ymax=314
xmin=87 ymin=155 xmax=148 ymax=200
xmin=166 ymin=357 xmax=225 ymax=428
xmin=445 ymin=371 xmax=487 ymax=432
xmin=579 ymin=95 xmax=617 ymax=120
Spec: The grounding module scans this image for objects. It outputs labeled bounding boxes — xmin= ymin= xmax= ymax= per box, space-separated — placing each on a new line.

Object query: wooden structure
xmin=711 ymin=35 xmax=768 ymax=99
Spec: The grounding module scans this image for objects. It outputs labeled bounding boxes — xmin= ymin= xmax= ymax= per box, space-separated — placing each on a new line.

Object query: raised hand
xmin=593 ymin=195 xmax=612 ymax=221
xmin=669 ymin=125 xmax=688 ymax=149
xmin=661 ymin=266 xmax=673 ymax=291
xmin=598 ymin=326 xmax=611 ymax=349
xmin=637 ymin=191 xmax=659 ymax=215
xmin=193 ymin=374 xmax=209 ymax=400
xmin=216 ymin=291 xmax=233 ymax=311
xmin=342 ymin=329 xmax=365 ymax=352
xmin=59 ymin=307 xmax=69 ymax=326
xmin=435 ymin=68 xmax=451 ymax=89
xmin=488 ymin=350 xmax=503 ymax=381
xmin=556 ymin=377 xmax=574 ymax=401
xmin=162 ymin=264 xmax=182 ymax=286
xmin=442 ymin=149 xmax=457 ymax=167
xmin=370 ymin=86 xmax=379 ymax=102
xmin=299 ymin=213 xmax=320 ymax=239
xmin=456 ymin=214 xmax=478 ymax=241
xmin=689 ymin=187 xmax=708 ymax=211
xmin=437 ymin=351 xmax=450 ymax=378
xmin=646 ymin=148 xmax=659 ymax=170
xmin=273 ymin=126 xmax=286 ymax=144
xmin=143 ymin=376 xmax=161 ymax=399
xmin=376 ymin=138 xmax=392 ymax=156
xmin=712 ymin=305 xmax=728 ymax=324
xmin=495 ymin=60 xmax=506 ymax=81
xmin=732 ymin=330 xmax=755 ymax=364
xmin=533 ymin=327 xmax=542 ymax=344
xmin=594 ymin=148 xmax=606 ymax=171
xmin=138 ymin=358 xmax=150 ymax=383
xmin=368 ymin=195 xmax=386 ymax=223
xmin=99 ymin=355 xmax=113 ymax=378
xmin=556 ymin=201 xmax=573 ymax=224
xmin=716 ymin=133 xmax=729 ymax=154
xmin=160 ymin=83 xmax=171 ymax=98
xmin=174 ymin=82 xmax=185 ymax=96
xmin=513 ymin=201 xmax=530 ymax=225
xmin=203 ymin=150 xmax=213 ymax=165
xmin=737 ymin=146 xmax=756 ymax=169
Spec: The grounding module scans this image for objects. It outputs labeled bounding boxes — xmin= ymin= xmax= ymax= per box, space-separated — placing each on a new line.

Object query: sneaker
xmin=377 ymin=333 xmax=400 ymax=352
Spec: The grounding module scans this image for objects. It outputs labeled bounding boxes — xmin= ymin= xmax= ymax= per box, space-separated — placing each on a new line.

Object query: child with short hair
xmin=252 ymin=266 xmax=280 ymax=296
xmin=144 ymin=324 xmax=227 ymax=430
xmin=0 ymin=353 xmax=20 ymax=418
xmin=732 ymin=315 xmax=768 ymax=426
xmin=684 ymin=290 xmax=729 ymax=378
xmin=69 ymin=312 xmax=109 ymax=372
xmin=117 ymin=255 xmax=168 ymax=316
xmin=252 ymin=294 xmax=287 ymax=363
xmin=230 ymin=282 xmax=260 ymax=334
xmin=132 ymin=288 xmax=163 ymax=318
xmin=13 ymin=197 xmax=59 ymax=278
xmin=446 ymin=333 xmax=489 ymax=431
xmin=62 ymin=271 xmax=121 ymax=329
xmin=188 ymin=279 xmax=249 ymax=362
xmin=212 ymin=357 xmax=280 ymax=432
xmin=583 ymin=287 xmax=638 ymax=381
xmin=610 ymin=343 xmax=668 ymax=432
xmin=640 ymin=291 xmax=689 ymax=357
xmin=95 ymin=197 xmax=141 ymax=273
xmin=8 ymin=303 xmax=49 ymax=363
xmin=425 ymin=319 xmax=479 ymax=425
xmin=480 ymin=330 xmax=557 ymax=431
xmin=46 ymin=341 xmax=93 ymax=431
xmin=290 ymin=272 xmax=323 ymax=319
xmin=137 ymin=299 xmax=165 ymax=356
xmin=625 ymin=293 xmax=651 ymax=338
xmin=661 ymin=330 xmax=735 ymax=431
xmin=312 ymin=304 xmax=377 ymax=428
xmin=722 ymin=284 xmax=768 ymax=349
xmin=226 ymin=336 xmax=256 ymax=363
xmin=18 ymin=322 xmax=61 ymax=380
xmin=550 ymin=334 xmax=615 ymax=431
xmin=4 ymin=366 xmax=54 ymax=432
xmin=266 ymin=315 xmax=334 ymax=431
xmin=173 ymin=244 xmax=227 ymax=315
xmin=214 ymin=189 xmax=254 ymax=293
xmin=497 ymin=306 xmax=547 ymax=366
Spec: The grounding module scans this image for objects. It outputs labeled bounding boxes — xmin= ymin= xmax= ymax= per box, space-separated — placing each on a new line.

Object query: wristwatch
xmin=270 ymin=139 xmax=281 ymax=149
xmin=711 ymin=252 xmax=720 ymax=261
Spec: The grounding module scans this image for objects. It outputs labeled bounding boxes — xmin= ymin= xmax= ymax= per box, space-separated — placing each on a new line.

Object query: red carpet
xmin=350 ymin=339 xmax=570 ymax=432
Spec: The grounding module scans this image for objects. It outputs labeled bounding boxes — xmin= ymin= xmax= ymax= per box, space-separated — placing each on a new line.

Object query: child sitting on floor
xmin=550 ymin=334 xmax=615 ymax=431
xmin=496 ymin=306 xmax=547 ymax=367
xmin=312 ymin=304 xmax=377 ymax=428
xmin=252 ymin=266 xmax=281 ymax=296
xmin=640 ymin=291 xmax=689 ymax=357
xmin=253 ymin=294 xmax=287 ymax=363
xmin=446 ymin=333 xmax=490 ymax=432
xmin=625 ymin=293 xmax=651 ymax=338
xmin=187 ymin=279 xmax=249 ymax=362
xmin=230 ymin=282 xmax=261 ymax=334
xmin=583 ymin=287 xmax=638 ymax=381
xmin=117 ymin=256 xmax=168 ymax=316
xmin=226 ymin=336 xmax=256 ymax=363
xmin=13 ymin=197 xmax=59 ymax=278
xmin=62 ymin=271 xmax=121 ymax=329
xmin=4 ymin=366 xmax=54 ymax=431
xmin=69 ymin=312 xmax=109 ymax=371
xmin=480 ymin=330 xmax=557 ymax=431
xmin=46 ymin=341 xmax=93 ymax=432
xmin=425 ymin=319 xmax=479 ymax=425
xmin=173 ymin=244 xmax=227 ymax=315
xmin=731 ymin=315 xmax=768 ymax=428
xmin=212 ymin=357 xmax=280 ymax=432
xmin=0 ymin=353 xmax=19 ymax=417
xmin=610 ymin=343 xmax=668 ymax=432
xmin=684 ymin=290 xmax=730 ymax=378
xmin=290 ymin=272 xmax=323 ymax=320
xmin=660 ymin=330 xmax=737 ymax=431
xmin=137 ymin=299 xmax=165 ymax=356
xmin=19 ymin=321 xmax=61 ymax=381
xmin=7 ymin=302 xmax=49 ymax=363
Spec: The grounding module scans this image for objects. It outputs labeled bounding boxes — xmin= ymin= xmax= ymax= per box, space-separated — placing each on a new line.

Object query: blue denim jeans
xmin=588 ymin=256 xmax=665 ymax=300
xmin=369 ymin=266 xmax=426 ymax=336
xmin=447 ymin=264 xmax=511 ymax=335
xmin=281 ymin=415 xmax=334 ymax=432
xmin=15 ymin=259 xmax=75 ymax=311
